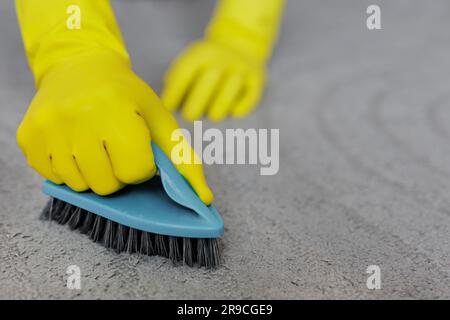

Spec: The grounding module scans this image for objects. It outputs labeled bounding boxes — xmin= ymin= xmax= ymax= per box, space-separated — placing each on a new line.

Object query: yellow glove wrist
xmin=16 ymin=0 xmax=130 ymax=87
xmin=205 ymin=0 xmax=286 ymax=63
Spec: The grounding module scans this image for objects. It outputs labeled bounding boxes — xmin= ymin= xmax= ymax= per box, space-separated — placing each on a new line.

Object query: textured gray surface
xmin=1 ymin=0 xmax=450 ymax=299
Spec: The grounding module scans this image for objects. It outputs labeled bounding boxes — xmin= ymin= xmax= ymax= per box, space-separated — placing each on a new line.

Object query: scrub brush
xmin=40 ymin=143 xmax=224 ymax=268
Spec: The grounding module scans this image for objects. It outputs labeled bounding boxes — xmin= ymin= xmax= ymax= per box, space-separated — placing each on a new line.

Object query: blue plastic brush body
xmin=42 ymin=143 xmax=224 ymax=238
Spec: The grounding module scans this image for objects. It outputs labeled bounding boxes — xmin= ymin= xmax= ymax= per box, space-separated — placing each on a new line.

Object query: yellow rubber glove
xmin=162 ymin=0 xmax=285 ymax=122
xmin=15 ymin=0 xmax=213 ymax=204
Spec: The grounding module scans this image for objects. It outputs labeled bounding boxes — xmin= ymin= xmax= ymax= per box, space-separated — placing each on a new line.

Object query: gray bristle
xmin=183 ymin=238 xmax=193 ymax=267
xmin=155 ymin=234 xmax=168 ymax=257
xmin=57 ymin=203 xmax=73 ymax=224
xmin=126 ymin=228 xmax=138 ymax=253
xmin=169 ymin=237 xmax=181 ymax=263
xmin=89 ymin=215 xmax=100 ymax=241
xmin=67 ymin=207 xmax=83 ymax=230
xmin=103 ymin=219 xmax=116 ymax=249
xmin=79 ymin=211 xmax=94 ymax=234
xmin=115 ymin=224 xmax=126 ymax=253
xmin=40 ymin=198 xmax=220 ymax=268
xmin=140 ymin=231 xmax=154 ymax=256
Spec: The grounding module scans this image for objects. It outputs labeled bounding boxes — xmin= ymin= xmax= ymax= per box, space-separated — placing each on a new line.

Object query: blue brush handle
xmin=41 ymin=143 xmax=224 ymax=238
xmin=152 ymin=142 xmax=218 ymax=225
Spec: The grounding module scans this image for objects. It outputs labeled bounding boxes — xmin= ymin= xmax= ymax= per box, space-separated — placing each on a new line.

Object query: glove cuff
xmin=205 ymin=18 xmax=270 ymax=64
xmin=205 ymin=0 xmax=285 ymax=64
xmin=16 ymin=0 xmax=131 ymax=88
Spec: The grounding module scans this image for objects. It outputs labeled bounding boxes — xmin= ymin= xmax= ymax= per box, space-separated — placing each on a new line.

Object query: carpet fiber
xmin=0 ymin=0 xmax=449 ymax=299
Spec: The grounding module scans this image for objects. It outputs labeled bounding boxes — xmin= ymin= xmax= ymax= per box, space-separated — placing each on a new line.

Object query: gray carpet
xmin=1 ymin=0 xmax=449 ymax=299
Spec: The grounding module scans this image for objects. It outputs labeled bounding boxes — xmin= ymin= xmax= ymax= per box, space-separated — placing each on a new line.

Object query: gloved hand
xmin=15 ymin=0 xmax=213 ymax=204
xmin=16 ymin=50 xmax=213 ymax=203
xmin=162 ymin=0 xmax=285 ymax=122
xmin=162 ymin=39 xmax=266 ymax=122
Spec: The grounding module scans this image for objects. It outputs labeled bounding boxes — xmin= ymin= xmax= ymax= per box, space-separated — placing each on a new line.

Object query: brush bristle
xmin=41 ymin=198 xmax=221 ymax=268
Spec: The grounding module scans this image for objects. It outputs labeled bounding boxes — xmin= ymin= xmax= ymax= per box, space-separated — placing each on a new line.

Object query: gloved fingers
xmin=177 ymin=160 xmax=214 ymax=205
xmin=161 ymin=52 xmax=202 ymax=112
xmin=19 ymin=130 xmax=63 ymax=184
xmin=29 ymin=153 xmax=63 ymax=184
xmin=181 ymin=66 xmax=224 ymax=121
xmin=74 ymin=136 xmax=123 ymax=196
xmin=231 ymin=72 xmax=265 ymax=118
xmin=50 ymin=149 xmax=89 ymax=192
xmin=140 ymin=105 xmax=214 ymax=205
xmin=103 ymin=111 xmax=156 ymax=185
xmin=207 ymin=73 xmax=244 ymax=122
